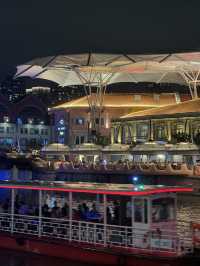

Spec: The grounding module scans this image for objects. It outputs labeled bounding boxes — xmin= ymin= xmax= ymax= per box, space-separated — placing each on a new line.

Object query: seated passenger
xmin=42 ymin=204 xmax=50 ymax=217
xmin=51 ymin=201 xmax=61 ymax=218
xmin=2 ymin=198 xmax=10 ymax=213
xmin=18 ymin=201 xmax=29 ymax=215
xmin=86 ymin=203 xmax=101 ymax=222
xmin=61 ymin=203 xmax=69 ymax=217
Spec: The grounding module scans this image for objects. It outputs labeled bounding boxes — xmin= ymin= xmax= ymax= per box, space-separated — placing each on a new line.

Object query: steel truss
xmin=180 ymin=70 xmax=200 ymax=99
xmin=74 ymin=68 xmax=114 ymax=139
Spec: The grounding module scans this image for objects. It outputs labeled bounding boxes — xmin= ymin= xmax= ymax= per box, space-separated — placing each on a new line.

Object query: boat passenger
xmin=0 ymin=203 xmax=4 ymax=213
xmin=2 ymin=199 xmax=10 ymax=213
xmin=61 ymin=203 xmax=69 ymax=217
xmin=18 ymin=201 xmax=29 ymax=215
xmin=51 ymin=201 xmax=61 ymax=218
xmin=107 ymin=206 xmax=112 ymax=224
xmin=42 ymin=204 xmax=50 ymax=217
xmin=86 ymin=203 xmax=101 ymax=222
xmin=113 ymin=201 xmax=120 ymax=225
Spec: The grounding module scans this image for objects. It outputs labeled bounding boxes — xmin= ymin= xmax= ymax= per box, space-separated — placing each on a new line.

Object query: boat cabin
xmin=0 ymin=181 xmax=193 ymax=257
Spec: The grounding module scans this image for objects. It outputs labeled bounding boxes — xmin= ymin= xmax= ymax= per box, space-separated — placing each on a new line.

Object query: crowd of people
xmin=0 ymin=196 xmax=131 ymax=226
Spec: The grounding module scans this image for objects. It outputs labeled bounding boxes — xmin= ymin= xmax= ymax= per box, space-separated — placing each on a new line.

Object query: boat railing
xmin=0 ymin=212 xmax=193 ymax=256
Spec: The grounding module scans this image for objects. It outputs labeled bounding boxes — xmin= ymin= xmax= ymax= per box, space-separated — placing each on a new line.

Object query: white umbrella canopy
xmin=15 ymin=65 xmax=186 ymax=86
xmin=15 ymin=52 xmax=200 ymax=88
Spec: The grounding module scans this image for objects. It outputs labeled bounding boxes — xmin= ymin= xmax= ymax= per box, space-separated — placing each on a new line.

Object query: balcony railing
xmin=51 ymin=161 xmax=197 ymax=176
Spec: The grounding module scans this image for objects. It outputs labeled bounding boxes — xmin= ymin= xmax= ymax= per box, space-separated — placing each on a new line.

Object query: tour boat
xmin=0 ymin=181 xmax=196 ymax=265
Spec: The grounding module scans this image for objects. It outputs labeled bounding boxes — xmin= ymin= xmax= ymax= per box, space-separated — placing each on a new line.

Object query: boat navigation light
xmin=132 ymin=176 xmax=138 ymax=182
xmin=139 ymin=184 xmax=144 ymax=190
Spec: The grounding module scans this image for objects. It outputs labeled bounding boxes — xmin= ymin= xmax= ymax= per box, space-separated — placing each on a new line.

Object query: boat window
xmin=42 ymin=191 xmax=69 ymax=219
xmin=134 ymin=198 xmax=148 ymax=224
xmin=72 ymin=192 xmax=103 ymax=223
xmin=106 ymin=195 xmax=132 ymax=226
xmin=152 ymin=197 xmax=175 ymax=223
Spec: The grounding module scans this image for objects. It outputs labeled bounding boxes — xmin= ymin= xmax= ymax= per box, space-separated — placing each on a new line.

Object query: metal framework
xmin=180 ymin=70 xmax=200 ymax=99
xmin=74 ymin=68 xmax=114 ymax=136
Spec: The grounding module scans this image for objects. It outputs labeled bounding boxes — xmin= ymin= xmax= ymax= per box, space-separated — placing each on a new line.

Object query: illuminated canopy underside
xmin=15 ymin=52 xmax=200 ymax=87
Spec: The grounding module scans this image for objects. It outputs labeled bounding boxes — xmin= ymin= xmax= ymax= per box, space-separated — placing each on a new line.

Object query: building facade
xmin=50 ymin=93 xmax=180 ymax=146
xmin=0 ymin=94 xmax=51 ymax=150
xmin=111 ymin=98 xmax=200 ymax=145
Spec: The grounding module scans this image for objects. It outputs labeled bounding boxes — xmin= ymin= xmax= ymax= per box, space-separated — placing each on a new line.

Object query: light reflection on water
xmin=178 ymin=194 xmax=200 ymax=224
xmin=0 ymin=249 xmax=89 ymax=266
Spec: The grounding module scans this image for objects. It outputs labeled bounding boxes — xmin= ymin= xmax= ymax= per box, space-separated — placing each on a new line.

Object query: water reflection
xmin=0 ymin=249 xmax=89 ymax=266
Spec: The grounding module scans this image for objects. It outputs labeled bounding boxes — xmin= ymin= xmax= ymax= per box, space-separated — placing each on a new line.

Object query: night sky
xmin=0 ymin=1 xmax=200 ymax=79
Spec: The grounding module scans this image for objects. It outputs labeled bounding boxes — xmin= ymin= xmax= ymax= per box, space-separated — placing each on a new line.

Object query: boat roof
xmin=0 ymin=181 xmax=192 ymax=196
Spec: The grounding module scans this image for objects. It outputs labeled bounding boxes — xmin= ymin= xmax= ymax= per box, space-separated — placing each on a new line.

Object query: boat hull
xmin=0 ymin=233 xmax=196 ymax=266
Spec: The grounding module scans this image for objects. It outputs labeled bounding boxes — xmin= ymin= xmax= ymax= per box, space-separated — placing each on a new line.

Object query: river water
xmin=0 ymin=249 xmax=90 ymax=266
xmin=0 ymin=169 xmax=200 ymax=265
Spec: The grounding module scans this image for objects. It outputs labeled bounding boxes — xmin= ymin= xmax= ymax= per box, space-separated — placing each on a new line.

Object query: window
xmin=152 ymin=197 xmax=175 ymax=223
xmin=30 ymin=128 xmax=35 ymax=135
xmin=134 ymin=198 xmax=148 ymax=224
xmin=176 ymin=123 xmax=184 ymax=133
xmin=75 ymin=136 xmax=85 ymax=145
xmin=155 ymin=124 xmax=167 ymax=140
xmin=75 ymin=118 xmax=84 ymax=125
xmin=153 ymin=94 xmax=160 ymax=102
xmin=95 ymin=118 xmax=99 ymax=125
xmin=10 ymin=127 xmax=14 ymax=134
xmin=20 ymin=128 xmax=23 ymax=134
xmin=34 ymin=129 xmax=39 ymax=135
xmin=6 ymin=127 xmax=14 ymax=134
xmin=75 ymin=136 xmax=79 ymax=145
xmin=0 ymin=127 xmax=4 ymax=133
xmin=134 ymin=95 xmax=141 ymax=102
xmin=137 ymin=124 xmax=148 ymax=138
xmin=24 ymin=128 xmax=28 ymax=134
xmin=44 ymin=129 xmax=48 ymax=135
xmin=3 ymin=116 xmax=9 ymax=123
xmin=95 ymin=117 xmax=104 ymax=125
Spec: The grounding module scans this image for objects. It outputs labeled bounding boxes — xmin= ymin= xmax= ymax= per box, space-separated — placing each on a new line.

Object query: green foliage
xmin=172 ymin=132 xmax=191 ymax=143
xmin=96 ymin=135 xmax=110 ymax=146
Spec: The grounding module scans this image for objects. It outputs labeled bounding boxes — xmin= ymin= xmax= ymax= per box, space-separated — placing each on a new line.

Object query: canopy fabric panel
xmin=15 ymin=52 xmax=200 ymax=86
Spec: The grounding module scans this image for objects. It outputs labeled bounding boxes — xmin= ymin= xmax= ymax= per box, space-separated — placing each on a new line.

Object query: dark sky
xmin=0 ymin=1 xmax=200 ymax=79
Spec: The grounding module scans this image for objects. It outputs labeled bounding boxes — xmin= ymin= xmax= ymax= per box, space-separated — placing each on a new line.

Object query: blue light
xmin=132 ymin=176 xmax=138 ymax=182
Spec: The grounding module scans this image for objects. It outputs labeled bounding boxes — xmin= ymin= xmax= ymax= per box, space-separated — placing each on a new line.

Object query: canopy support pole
xmin=73 ymin=68 xmax=114 ymax=142
xmin=180 ymin=70 xmax=200 ymax=99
